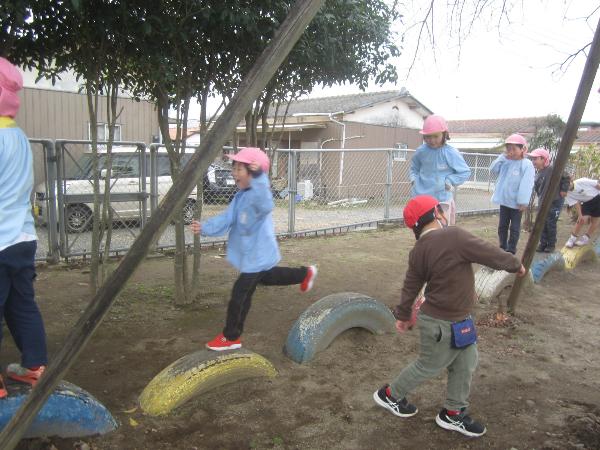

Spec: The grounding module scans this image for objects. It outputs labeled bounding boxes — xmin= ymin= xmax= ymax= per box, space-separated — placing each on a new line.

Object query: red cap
xmin=403 ymin=195 xmax=440 ymax=228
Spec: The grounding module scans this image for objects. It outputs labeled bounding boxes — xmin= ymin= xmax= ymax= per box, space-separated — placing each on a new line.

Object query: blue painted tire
xmin=530 ymin=252 xmax=565 ymax=283
xmin=284 ymin=292 xmax=396 ymax=364
xmin=0 ymin=381 xmax=117 ymax=438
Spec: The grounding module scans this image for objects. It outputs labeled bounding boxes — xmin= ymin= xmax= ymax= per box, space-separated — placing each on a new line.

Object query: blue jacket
xmin=490 ymin=154 xmax=535 ymax=208
xmin=201 ymin=172 xmax=280 ymax=273
xmin=409 ymin=143 xmax=471 ymax=202
xmin=0 ymin=120 xmax=36 ymax=249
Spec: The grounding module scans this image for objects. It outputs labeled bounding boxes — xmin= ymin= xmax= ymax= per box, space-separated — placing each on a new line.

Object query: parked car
xmin=34 ymin=148 xmax=237 ymax=233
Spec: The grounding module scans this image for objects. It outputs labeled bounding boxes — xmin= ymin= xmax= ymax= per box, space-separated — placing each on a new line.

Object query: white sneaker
xmin=565 ymin=235 xmax=577 ymax=248
xmin=575 ymin=234 xmax=590 ymax=246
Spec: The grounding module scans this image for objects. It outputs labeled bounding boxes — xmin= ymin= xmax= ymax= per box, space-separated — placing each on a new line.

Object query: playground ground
xmin=11 ymin=214 xmax=600 ymax=450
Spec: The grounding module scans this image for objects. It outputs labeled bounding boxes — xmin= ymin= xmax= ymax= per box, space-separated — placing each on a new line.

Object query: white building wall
xmin=345 ymin=100 xmax=424 ymax=129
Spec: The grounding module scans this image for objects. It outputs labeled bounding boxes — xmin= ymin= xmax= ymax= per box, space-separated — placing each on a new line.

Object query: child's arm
xmin=516 ymin=160 xmax=535 ymax=209
xmin=244 ymin=170 xmax=274 ymax=218
xmin=393 ymin=253 xmax=425 ymax=324
xmin=489 ymin=153 xmax=507 ymax=175
xmin=445 ymin=149 xmax=471 ymax=188
xmin=457 ymin=228 xmax=523 ymax=273
xmin=192 ymin=201 xmax=235 ymax=237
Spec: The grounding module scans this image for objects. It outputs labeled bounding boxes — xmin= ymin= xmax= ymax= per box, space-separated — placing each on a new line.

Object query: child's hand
xmin=516 ymin=264 xmax=527 ymax=277
xmin=395 ymin=320 xmax=412 ymax=333
xmin=189 ymin=220 xmax=202 ymax=235
xmin=518 ymin=205 xmax=528 ymax=212
xmin=248 ymin=161 xmax=260 ymax=173
xmin=577 ymin=215 xmax=590 ymax=226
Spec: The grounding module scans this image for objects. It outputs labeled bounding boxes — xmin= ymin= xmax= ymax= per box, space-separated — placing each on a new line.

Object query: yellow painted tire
xmin=560 ymin=245 xmax=597 ymax=270
xmin=139 ymin=349 xmax=277 ymax=416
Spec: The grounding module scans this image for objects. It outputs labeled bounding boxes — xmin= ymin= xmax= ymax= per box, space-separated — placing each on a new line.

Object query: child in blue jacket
xmin=0 ymin=57 xmax=48 ymax=396
xmin=410 ymin=115 xmax=471 ymax=225
xmin=191 ymin=147 xmax=317 ymax=351
xmin=490 ymin=134 xmax=535 ymax=254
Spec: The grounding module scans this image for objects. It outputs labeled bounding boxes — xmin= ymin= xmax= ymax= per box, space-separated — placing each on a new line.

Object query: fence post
xmin=287 ymin=150 xmax=297 ymax=234
xmin=54 ymin=140 xmax=67 ymax=258
xmin=43 ymin=140 xmax=60 ymax=263
xmin=149 ymin=144 xmax=159 ymax=215
xmin=384 ymin=150 xmax=393 ymax=220
xmin=138 ymin=143 xmax=147 ymax=228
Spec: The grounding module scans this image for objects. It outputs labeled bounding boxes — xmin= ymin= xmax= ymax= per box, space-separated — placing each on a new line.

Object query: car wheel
xmin=183 ymin=199 xmax=196 ymax=225
xmin=65 ymin=204 xmax=92 ymax=233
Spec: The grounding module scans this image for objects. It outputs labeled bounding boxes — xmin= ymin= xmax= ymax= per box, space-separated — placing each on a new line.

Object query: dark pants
xmin=498 ymin=205 xmax=522 ymax=254
xmin=540 ymin=199 xmax=564 ymax=249
xmin=0 ymin=241 xmax=48 ymax=368
xmin=223 ymin=266 xmax=308 ymax=340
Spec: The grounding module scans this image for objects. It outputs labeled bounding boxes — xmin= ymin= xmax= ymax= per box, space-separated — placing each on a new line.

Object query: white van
xmin=34 ymin=147 xmax=236 ymax=233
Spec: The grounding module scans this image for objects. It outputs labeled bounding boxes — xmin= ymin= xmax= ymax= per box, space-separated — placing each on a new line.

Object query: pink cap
xmin=420 ymin=115 xmax=448 ymax=135
xmin=529 ymin=148 xmax=550 ymax=167
xmin=227 ymin=147 xmax=270 ymax=172
xmin=505 ymin=133 xmax=527 ymax=147
xmin=0 ymin=57 xmax=23 ymax=118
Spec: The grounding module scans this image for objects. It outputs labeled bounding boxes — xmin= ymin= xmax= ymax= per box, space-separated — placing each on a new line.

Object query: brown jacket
xmin=394 ymin=226 xmax=521 ymax=322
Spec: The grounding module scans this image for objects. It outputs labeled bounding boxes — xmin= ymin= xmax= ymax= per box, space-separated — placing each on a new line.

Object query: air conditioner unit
xmin=297 ymin=180 xmax=314 ymax=200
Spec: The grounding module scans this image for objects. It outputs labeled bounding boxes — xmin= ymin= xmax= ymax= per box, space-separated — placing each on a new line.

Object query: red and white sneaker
xmin=7 ymin=364 xmax=46 ymax=386
xmin=206 ymin=333 xmax=242 ymax=351
xmin=0 ymin=375 xmax=7 ymax=399
xmin=300 ymin=265 xmax=318 ymax=293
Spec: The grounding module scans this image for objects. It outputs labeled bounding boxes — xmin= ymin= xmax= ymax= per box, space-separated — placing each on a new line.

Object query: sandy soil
xmin=9 ymin=214 xmax=600 ymax=450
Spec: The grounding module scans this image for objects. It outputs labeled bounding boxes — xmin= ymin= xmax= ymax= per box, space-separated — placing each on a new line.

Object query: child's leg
xmin=506 ymin=208 xmax=522 ymax=254
xmin=498 ymin=206 xmax=510 ymax=250
xmin=223 ymin=273 xmax=261 ymax=340
xmin=445 ymin=342 xmax=478 ymax=411
xmin=1 ymin=241 xmax=48 ymax=368
xmin=545 ymin=201 xmax=563 ymax=249
xmin=259 ymin=266 xmax=307 ymax=286
xmin=587 ymin=216 xmax=600 ymax=238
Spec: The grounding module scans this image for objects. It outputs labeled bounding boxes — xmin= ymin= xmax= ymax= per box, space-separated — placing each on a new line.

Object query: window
xmin=89 ymin=122 xmax=122 ymax=142
xmin=392 ymin=142 xmax=408 ymax=161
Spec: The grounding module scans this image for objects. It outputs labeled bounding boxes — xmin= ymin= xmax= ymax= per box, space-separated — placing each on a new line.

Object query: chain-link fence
xmin=32 ymin=143 xmax=500 ymax=262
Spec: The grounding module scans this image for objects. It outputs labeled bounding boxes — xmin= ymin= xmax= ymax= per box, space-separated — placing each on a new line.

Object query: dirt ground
xmin=8 ymin=214 xmax=600 ymax=450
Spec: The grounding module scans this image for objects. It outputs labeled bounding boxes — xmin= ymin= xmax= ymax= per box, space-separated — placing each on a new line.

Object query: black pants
xmin=498 ymin=205 xmax=522 ymax=254
xmin=223 ymin=266 xmax=308 ymax=340
xmin=540 ymin=199 xmax=564 ymax=248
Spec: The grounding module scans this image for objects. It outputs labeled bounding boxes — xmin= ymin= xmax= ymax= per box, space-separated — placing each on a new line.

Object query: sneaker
xmin=565 ymin=235 xmax=577 ymax=248
xmin=300 ymin=265 xmax=318 ymax=293
xmin=575 ymin=234 xmax=590 ymax=246
xmin=435 ymin=408 xmax=486 ymax=437
xmin=206 ymin=333 xmax=242 ymax=351
xmin=0 ymin=375 xmax=7 ymax=399
xmin=372 ymin=385 xmax=418 ymax=418
xmin=543 ymin=246 xmax=555 ymax=253
xmin=6 ymin=364 xmax=45 ymax=386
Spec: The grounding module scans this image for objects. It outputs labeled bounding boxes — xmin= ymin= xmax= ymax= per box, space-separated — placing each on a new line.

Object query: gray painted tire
xmin=283 ymin=292 xmax=396 ymax=364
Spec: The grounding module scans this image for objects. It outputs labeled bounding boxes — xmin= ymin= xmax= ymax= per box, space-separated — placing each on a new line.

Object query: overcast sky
xmin=309 ymin=0 xmax=600 ymax=123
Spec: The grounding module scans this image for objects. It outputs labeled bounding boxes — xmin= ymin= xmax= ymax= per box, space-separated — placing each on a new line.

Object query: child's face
xmin=423 ymin=133 xmax=444 ymax=149
xmin=232 ymin=161 xmax=252 ymax=189
xmin=530 ymin=156 xmax=545 ymax=170
xmin=505 ymin=143 xmax=525 ymax=160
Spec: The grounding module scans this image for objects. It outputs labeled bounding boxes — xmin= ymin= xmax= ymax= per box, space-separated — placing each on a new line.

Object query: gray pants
xmin=390 ymin=313 xmax=478 ymax=411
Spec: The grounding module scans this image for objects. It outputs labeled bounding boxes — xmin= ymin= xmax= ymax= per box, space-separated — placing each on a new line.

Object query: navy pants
xmin=0 ymin=241 xmax=48 ymax=368
xmin=540 ymin=199 xmax=564 ymax=249
xmin=498 ymin=205 xmax=522 ymax=254
xmin=224 ymin=266 xmax=307 ymax=340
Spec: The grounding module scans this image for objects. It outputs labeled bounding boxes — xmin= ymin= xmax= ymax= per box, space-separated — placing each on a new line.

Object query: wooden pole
xmin=0 ymin=0 xmax=325 ymax=447
xmin=507 ymin=18 xmax=600 ymax=313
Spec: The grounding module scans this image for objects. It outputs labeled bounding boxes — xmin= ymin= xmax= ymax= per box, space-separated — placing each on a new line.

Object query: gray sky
xmin=309 ymin=0 xmax=600 ymax=123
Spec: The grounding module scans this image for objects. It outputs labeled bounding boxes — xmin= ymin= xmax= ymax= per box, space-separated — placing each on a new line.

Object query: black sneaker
xmin=372 ymin=385 xmax=418 ymax=417
xmin=435 ymin=408 xmax=486 ymax=437
xmin=543 ymin=246 xmax=555 ymax=253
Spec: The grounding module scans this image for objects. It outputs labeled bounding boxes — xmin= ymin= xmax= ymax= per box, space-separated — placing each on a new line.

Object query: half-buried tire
xmin=284 ymin=292 xmax=396 ymax=364
xmin=139 ymin=349 xmax=277 ymax=416
xmin=0 ymin=381 xmax=117 ymax=438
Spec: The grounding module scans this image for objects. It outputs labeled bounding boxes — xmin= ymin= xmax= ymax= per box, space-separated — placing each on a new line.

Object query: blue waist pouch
xmin=451 ymin=317 xmax=477 ymax=348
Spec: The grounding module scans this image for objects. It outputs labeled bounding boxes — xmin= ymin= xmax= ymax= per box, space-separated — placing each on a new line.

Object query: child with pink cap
xmin=528 ymin=148 xmax=570 ymax=253
xmin=0 ymin=57 xmax=48 ymax=397
xmin=190 ymin=147 xmax=317 ymax=351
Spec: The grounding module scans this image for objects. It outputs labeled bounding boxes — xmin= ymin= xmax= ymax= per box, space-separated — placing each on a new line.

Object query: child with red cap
xmin=0 ymin=57 xmax=48 ymax=397
xmin=190 ymin=147 xmax=317 ymax=350
xmin=528 ymin=148 xmax=570 ymax=253
xmin=373 ymin=195 xmax=526 ymax=437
